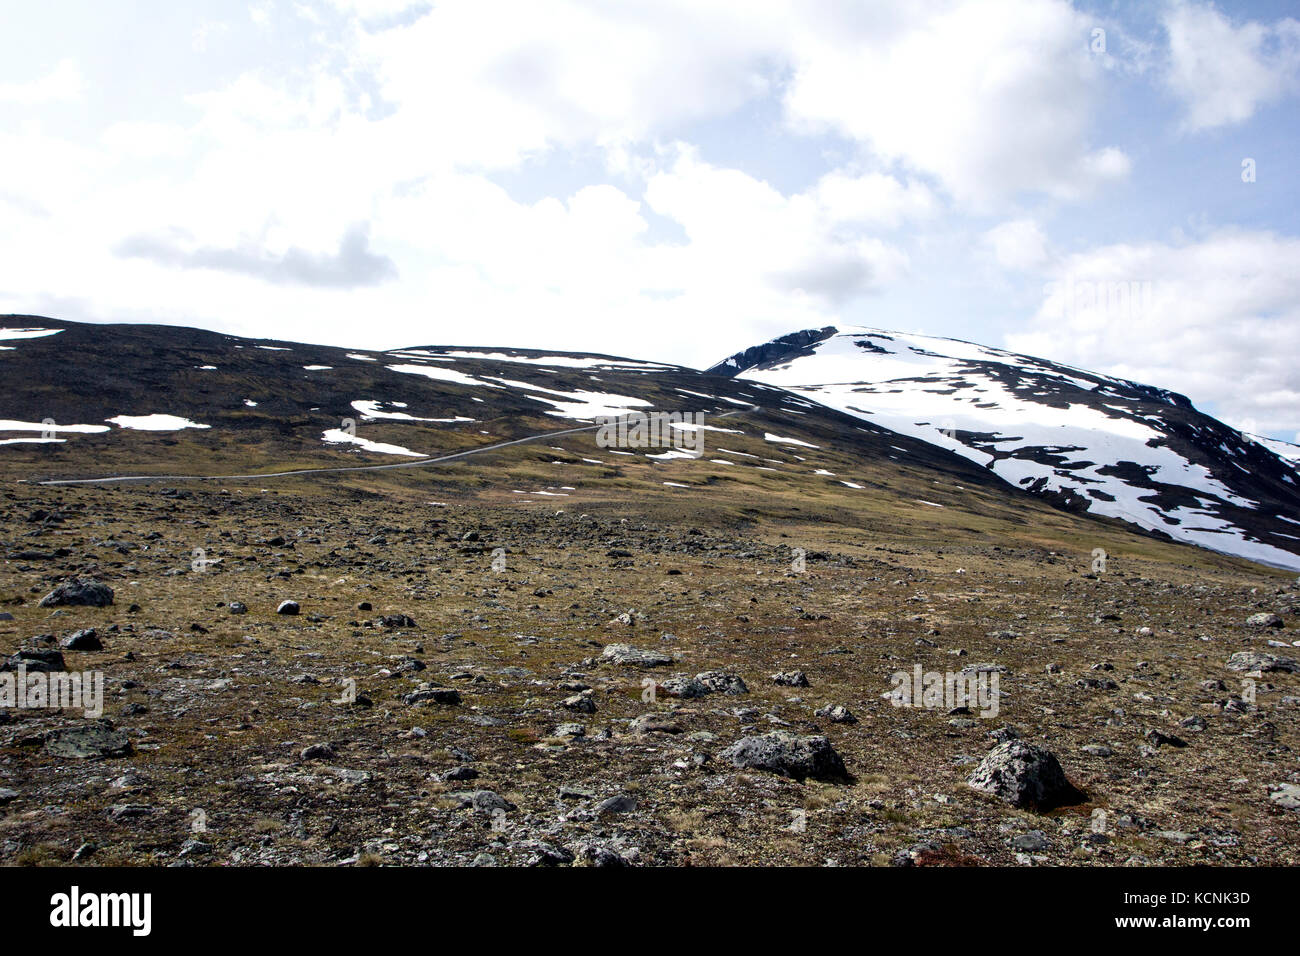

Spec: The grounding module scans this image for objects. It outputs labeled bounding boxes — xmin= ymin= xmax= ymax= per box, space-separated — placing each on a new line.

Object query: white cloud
xmin=1007 ymin=230 xmax=1300 ymax=436
xmin=782 ymin=0 xmax=1128 ymax=206
xmin=0 ymin=59 xmax=82 ymax=105
xmin=1164 ymin=0 xmax=1300 ymax=131
xmin=984 ymin=218 xmax=1049 ymax=271
xmin=352 ymin=0 xmax=789 ymax=169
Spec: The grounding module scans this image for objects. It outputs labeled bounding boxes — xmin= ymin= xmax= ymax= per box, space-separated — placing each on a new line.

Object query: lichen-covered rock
xmin=601 ymin=643 xmax=672 ymax=667
xmin=968 ymin=740 xmax=1078 ymax=809
xmin=39 ymin=578 xmax=114 ymax=608
xmin=44 ymin=724 xmax=132 ymax=759
xmin=1246 ymin=612 xmax=1284 ymax=628
xmin=696 ymin=671 xmax=748 ymax=695
xmin=720 ymin=732 xmax=848 ymax=781
xmin=1227 ymin=651 xmax=1298 ymax=673
xmin=2 ymin=649 xmax=66 ymax=673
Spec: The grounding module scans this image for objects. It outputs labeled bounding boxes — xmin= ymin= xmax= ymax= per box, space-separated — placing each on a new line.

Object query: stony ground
xmin=1 ymin=475 xmax=1298 ymax=867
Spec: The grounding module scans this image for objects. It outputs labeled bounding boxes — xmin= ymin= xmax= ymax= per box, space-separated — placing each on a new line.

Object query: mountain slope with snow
xmin=709 ymin=326 xmax=1300 ymax=570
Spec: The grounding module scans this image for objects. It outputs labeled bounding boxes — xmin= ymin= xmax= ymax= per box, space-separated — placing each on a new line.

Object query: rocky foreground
xmin=1 ymin=479 xmax=1298 ymax=866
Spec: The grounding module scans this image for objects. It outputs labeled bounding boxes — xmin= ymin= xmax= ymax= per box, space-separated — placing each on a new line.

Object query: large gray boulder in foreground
xmin=39 ymin=578 xmax=114 ymax=608
xmin=968 ymin=740 xmax=1079 ymax=809
xmin=720 ymin=732 xmax=848 ymax=781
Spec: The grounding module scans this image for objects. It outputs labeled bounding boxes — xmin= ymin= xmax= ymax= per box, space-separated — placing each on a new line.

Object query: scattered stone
xmin=629 ymin=713 xmax=683 ymax=735
xmin=276 ymin=600 xmax=300 ymax=616
xmin=1145 ymin=729 xmax=1188 ymax=749
xmin=450 ymin=790 xmax=514 ymax=814
xmin=300 ymin=743 xmax=337 ymax=761
xmin=1269 ymin=784 xmax=1300 ymax=810
xmin=594 ymin=793 xmax=638 ymax=815
xmin=601 ymin=643 xmax=672 ymax=667
xmin=60 ymin=629 xmax=102 ymax=651
xmin=660 ymin=676 xmax=709 ymax=698
xmin=771 ymin=670 xmax=810 ymax=687
xmin=403 ymin=687 xmax=462 ymax=706
xmin=1011 ymin=830 xmax=1050 ymax=852
xmin=719 ymin=732 xmax=848 ymax=781
xmin=561 ymin=693 xmax=596 ymax=713
xmin=696 ymin=671 xmax=748 ymax=695
xmin=39 ymin=578 xmax=114 ymax=608
xmin=229 ymin=602 xmax=248 ymax=615
xmin=1246 ymin=612 xmax=1284 ymax=628
xmin=967 ymin=740 xmax=1079 ymax=809
xmin=988 ymin=725 xmax=1020 ymax=744
xmin=2 ymin=649 xmax=66 ymax=672
xmin=814 ymin=704 xmax=857 ymax=723
xmin=439 ymin=765 xmax=479 ymax=782
xmin=1226 ymin=651 xmax=1298 ymax=673
xmin=44 ymin=724 xmax=132 ymax=759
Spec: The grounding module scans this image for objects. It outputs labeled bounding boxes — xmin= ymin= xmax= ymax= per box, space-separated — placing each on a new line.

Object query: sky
xmin=1 ymin=0 xmax=1298 ymax=441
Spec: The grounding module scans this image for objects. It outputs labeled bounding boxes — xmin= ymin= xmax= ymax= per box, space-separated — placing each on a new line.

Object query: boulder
xmin=601 ymin=643 xmax=672 ymax=667
xmin=1246 ymin=613 xmax=1284 ymax=628
xmin=1226 ymin=651 xmax=1299 ymax=674
xmin=967 ymin=740 xmax=1079 ymax=809
xmin=39 ymin=578 xmax=114 ymax=608
xmin=719 ymin=732 xmax=848 ymax=781
xmin=44 ymin=724 xmax=133 ymax=759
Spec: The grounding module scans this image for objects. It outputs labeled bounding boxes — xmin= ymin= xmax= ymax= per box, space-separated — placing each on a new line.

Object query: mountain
xmin=4 ymin=314 xmax=1297 ymax=572
xmin=0 ymin=314 xmax=1008 ymax=496
xmin=3 ymin=314 xmax=1299 ymax=868
xmin=709 ymin=326 xmax=1300 ymax=571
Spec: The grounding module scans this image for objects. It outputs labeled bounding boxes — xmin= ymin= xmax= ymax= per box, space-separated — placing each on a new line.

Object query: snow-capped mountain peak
xmin=710 ymin=326 xmax=1300 ymax=570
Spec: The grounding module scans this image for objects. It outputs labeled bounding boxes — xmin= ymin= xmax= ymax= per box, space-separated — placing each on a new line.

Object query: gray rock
xmin=1269 ymin=783 xmax=1300 ymax=810
xmin=45 ymin=723 xmax=133 ymax=759
xmin=1246 ymin=612 xmax=1284 ymax=628
xmin=660 ymin=676 xmax=709 ymax=698
xmin=695 ymin=671 xmax=749 ymax=695
xmin=574 ymin=842 xmax=628 ymax=867
xmin=968 ymin=740 xmax=1078 ymax=809
xmin=39 ymin=578 xmax=114 ymax=608
xmin=561 ymin=693 xmax=596 ymax=713
xmin=601 ymin=643 xmax=672 ymax=667
xmin=1226 ymin=651 xmax=1298 ymax=673
xmin=403 ymin=687 xmax=461 ymax=706
xmin=439 ymin=765 xmax=479 ymax=782
xmin=814 ymin=704 xmax=857 ymax=723
xmin=629 ymin=713 xmax=682 ymax=735
xmin=60 ymin=629 xmax=102 ymax=651
xmin=771 ymin=670 xmax=810 ymax=687
xmin=594 ymin=793 xmax=638 ymax=815
xmin=2 ymin=649 xmax=66 ymax=672
xmin=719 ymin=731 xmax=848 ymax=781
xmin=1011 ymin=830 xmax=1050 ymax=851
xmin=449 ymin=790 xmax=515 ymax=814
xmin=276 ymin=600 xmax=300 ymax=616
xmin=300 ymin=743 xmax=337 ymax=761
xmin=0 ymin=788 xmax=18 ymax=806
